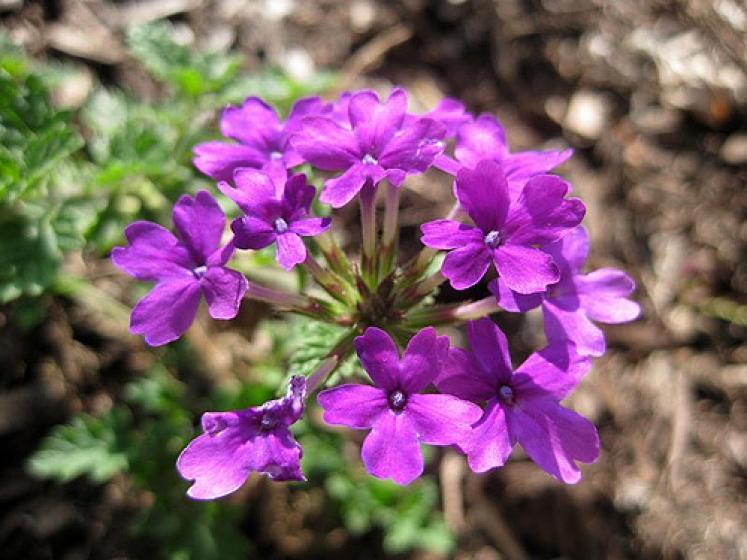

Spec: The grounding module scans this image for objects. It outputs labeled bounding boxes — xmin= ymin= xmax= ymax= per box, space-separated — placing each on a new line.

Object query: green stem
xmin=397 ymin=270 xmax=446 ymax=309
xmin=314 ymin=232 xmax=355 ymax=284
xmin=244 ymin=281 xmax=341 ymax=324
xmin=306 ymin=329 xmax=357 ymax=392
xmin=379 ymin=182 xmax=400 ymax=279
xmin=404 ymin=296 xmax=500 ymax=327
xmin=303 ymin=252 xmax=356 ymax=305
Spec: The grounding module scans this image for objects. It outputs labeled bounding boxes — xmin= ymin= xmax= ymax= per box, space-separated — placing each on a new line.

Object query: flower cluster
xmin=113 ymin=87 xmax=640 ymax=499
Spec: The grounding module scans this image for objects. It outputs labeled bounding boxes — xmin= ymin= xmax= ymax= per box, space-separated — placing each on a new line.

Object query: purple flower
xmin=177 ymin=376 xmax=307 ymax=500
xmin=435 ymin=318 xmax=599 ymax=483
xmin=491 ymin=226 xmax=641 ymax=356
xmin=404 ymin=97 xmax=472 ymax=137
xmin=112 ymin=191 xmax=247 ymax=346
xmin=193 ymin=96 xmax=331 ymax=182
xmin=420 ymin=159 xmax=585 ymax=294
xmin=435 ymin=113 xmax=572 ymax=192
xmin=290 ymin=88 xmax=447 ymax=208
xmin=219 ymin=168 xmax=332 ymax=270
xmin=317 ymin=327 xmax=482 ymax=485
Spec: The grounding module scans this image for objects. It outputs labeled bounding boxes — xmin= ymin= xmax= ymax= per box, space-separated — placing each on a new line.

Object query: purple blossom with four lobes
xmin=435 ymin=318 xmax=599 ymax=483
xmin=290 ymin=88 xmax=447 ymax=208
xmin=177 ymin=376 xmax=307 ymax=499
xmin=491 ymin=226 xmax=641 ymax=356
xmin=317 ymin=327 xmax=483 ymax=485
xmin=435 ymin=113 xmax=573 ymax=192
xmin=218 ymin=168 xmax=331 ymax=270
xmin=420 ymin=159 xmax=585 ymax=294
xmin=111 ymin=191 xmax=247 ymax=346
xmin=193 ymin=96 xmax=332 ymax=182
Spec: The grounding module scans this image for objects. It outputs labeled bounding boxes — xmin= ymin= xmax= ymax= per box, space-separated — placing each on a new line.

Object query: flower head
xmin=177 ymin=376 xmax=307 ymax=499
xmin=219 ymin=168 xmax=332 ymax=270
xmin=435 ymin=318 xmax=599 ymax=483
xmin=111 ymin=191 xmax=247 ymax=346
xmin=290 ymin=88 xmax=447 ymax=208
xmin=193 ymin=96 xmax=332 ymax=182
xmin=317 ymin=327 xmax=482 ymax=485
xmin=491 ymin=226 xmax=641 ymax=356
xmin=435 ymin=113 xmax=572 ymax=193
xmin=404 ymin=97 xmax=472 ymax=137
xmin=420 ymin=159 xmax=585 ymax=293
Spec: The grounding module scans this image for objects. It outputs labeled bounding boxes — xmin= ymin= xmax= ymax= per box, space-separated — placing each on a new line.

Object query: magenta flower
xmin=317 ymin=327 xmax=482 ymax=485
xmin=111 ymin=191 xmax=247 ymax=346
xmin=436 ymin=318 xmax=599 ymax=483
xmin=290 ymin=88 xmax=447 ymax=208
xmin=435 ymin=113 xmax=572 ymax=191
xmin=177 ymin=377 xmax=307 ymax=500
xmin=491 ymin=226 xmax=641 ymax=356
xmin=420 ymin=159 xmax=585 ymax=294
xmin=193 ymin=96 xmax=331 ymax=182
xmin=404 ymin=97 xmax=472 ymax=137
xmin=218 ymin=168 xmax=332 ymax=270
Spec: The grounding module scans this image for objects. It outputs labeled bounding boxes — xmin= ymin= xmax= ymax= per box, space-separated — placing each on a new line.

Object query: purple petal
xmin=290 ymin=217 xmax=331 ymax=237
xmin=502 ymin=148 xmax=573 ymax=184
xmin=512 ymin=342 xmax=591 ymax=400
xmin=200 ymin=266 xmax=247 ymax=320
xmin=354 ymin=327 xmax=400 ymax=391
xmin=317 ymin=384 xmax=388 ymax=429
xmin=349 ymin=88 xmax=408 ymax=153
xmin=281 ymin=173 xmax=316 ymax=219
xmin=543 ymin=226 xmax=589 ymax=276
xmin=421 ymin=98 xmax=472 ymax=137
xmin=398 ymin=327 xmax=449 ymax=393
xmin=434 ymin=347 xmax=497 ymax=402
xmin=489 ymin=278 xmax=544 ymax=312
xmin=463 ymin=399 xmax=514 ymax=473
xmin=172 ymin=191 xmax=225 ymax=264
xmin=275 ymin=232 xmax=306 ymax=270
xmin=378 ymin=118 xmax=446 ymax=172
xmin=130 ymin=279 xmax=202 ymax=346
xmin=420 ymin=219 xmax=483 ymax=250
xmin=493 ymin=244 xmax=559 ymax=294
xmin=467 ymin=318 xmax=513 ymax=385
xmin=111 ymin=222 xmax=193 ymax=281
xmin=442 ymin=242 xmax=492 ymax=290
xmin=432 ymin=154 xmax=461 ymax=175
xmin=282 ymin=96 xmax=332 ymax=139
xmin=290 ymin=117 xmax=360 ymax=170
xmin=319 ymin=163 xmax=370 ymax=208
xmin=542 ymin=298 xmax=606 ymax=357
xmin=455 ymin=160 xmax=510 ymax=233
xmin=405 ymin=393 xmax=483 ymax=446
xmin=220 ymin=97 xmax=280 ymax=149
xmin=218 ymin=167 xmax=282 ymax=218
xmin=192 ymin=141 xmax=266 ymax=182
xmin=576 ymin=269 xmax=641 ymax=323
xmin=503 ymin=175 xmax=585 ymax=245
xmin=507 ymin=396 xmax=599 ymax=484
xmin=361 ymin=413 xmax=423 ymax=485
xmin=454 ymin=113 xmax=509 ymax=168
xmin=230 ymin=217 xmax=277 ymax=250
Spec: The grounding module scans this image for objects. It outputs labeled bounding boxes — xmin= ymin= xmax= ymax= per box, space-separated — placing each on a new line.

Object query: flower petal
xmin=543 ymin=226 xmax=589 ymax=276
xmin=230 ymin=217 xmax=277 ymax=250
xmin=420 ymin=219 xmax=483 ymax=250
xmin=349 ymin=88 xmax=408 ymax=153
xmin=502 ymin=148 xmax=573 ymax=183
xmin=432 ymin=154 xmax=461 ymax=175
xmin=319 ymin=163 xmax=370 ymax=208
xmin=317 ymin=384 xmax=388 ymax=429
xmin=542 ymin=298 xmax=606 ymax=357
xmin=220 ymin=97 xmax=280 ymax=149
xmin=275 ymin=232 xmax=306 ymax=271
xmin=489 ymin=278 xmax=544 ymax=312
xmin=467 ymin=318 xmax=514 ymax=385
xmin=111 ymin=221 xmax=193 ymax=281
xmin=361 ymin=413 xmax=423 ymax=485
xmin=201 ymin=266 xmax=247 ymax=320
xmin=192 ymin=141 xmax=266 ymax=182
xmin=442 ymin=242 xmax=492 ymax=290
xmin=464 ymin=399 xmax=514 ymax=473
xmin=281 ymin=173 xmax=316 ymax=219
xmin=512 ymin=342 xmax=591 ymax=400
xmin=435 ymin=347 xmax=497 ymax=402
xmin=378 ymin=118 xmax=446 ymax=172
xmin=493 ymin=244 xmax=559 ymax=294
xmin=354 ymin=327 xmax=400 ymax=391
xmin=421 ymin=97 xmax=472 ymax=137
xmin=576 ymin=268 xmax=641 ymax=323
xmin=406 ymin=393 xmax=483 ymax=446
xmin=398 ymin=327 xmax=449 ymax=393
xmin=172 ymin=191 xmax=225 ymax=264
xmin=455 ymin=159 xmax=510 ymax=232
xmin=290 ymin=217 xmax=332 ymax=237
xmin=454 ymin=113 xmax=509 ymax=168
xmin=290 ymin=117 xmax=360 ymax=170
xmin=130 ymin=279 xmax=202 ymax=346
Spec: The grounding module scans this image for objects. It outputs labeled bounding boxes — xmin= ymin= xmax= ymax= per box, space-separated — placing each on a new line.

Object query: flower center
xmin=387 ymin=390 xmax=407 ymax=412
xmin=260 ymin=413 xmax=278 ymax=431
xmin=484 ymin=230 xmax=503 ymax=249
xmin=497 ymin=384 xmax=515 ymax=405
xmin=270 ymin=150 xmax=283 ymax=160
xmin=274 ymin=217 xmax=289 ymax=233
xmin=361 ymin=153 xmax=378 ymax=166
xmin=192 ymin=265 xmax=207 ymax=278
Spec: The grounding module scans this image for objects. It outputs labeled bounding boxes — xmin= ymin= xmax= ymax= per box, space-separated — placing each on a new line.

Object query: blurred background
xmin=0 ymin=0 xmax=745 ymax=558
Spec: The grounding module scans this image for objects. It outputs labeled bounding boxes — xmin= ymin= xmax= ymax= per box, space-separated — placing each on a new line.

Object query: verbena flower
xmin=420 ymin=159 xmax=585 ymax=293
xmin=491 ymin=226 xmax=641 ymax=356
xmin=317 ymin=327 xmax=482 ymax=485
xmin=404 ymin=97 xmax=472 ymax=137
xmin=219 ymin=168 xmax=332 ymax=270
xmin=177 ymin=377 xmax=307 ymax=499
xmin=193 ymin=96 xmax=331 ymax=182
xmin=435 ymin=113 xmax=572 ymax=191
xmin=111 ymin=191 xmax=247 ymax=346
xmin=290 ymin=88 xmax=447 ymax=208
xmin=435 ymin=318 xmax=599 ymax=483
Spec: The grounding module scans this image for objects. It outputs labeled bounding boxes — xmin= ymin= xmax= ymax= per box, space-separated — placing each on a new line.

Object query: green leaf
xmin=27 ymin=408 xmax=132 ymax=483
